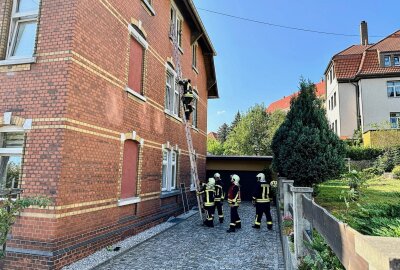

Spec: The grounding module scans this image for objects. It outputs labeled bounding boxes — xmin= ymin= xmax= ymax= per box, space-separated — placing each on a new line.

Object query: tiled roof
xmin=207 ymin=132 xmax=218 ymax=140
xmin=266 ymin=80 xmax=326 ymax=113
xmin=332 ymin=30 xmax=400 ymax=80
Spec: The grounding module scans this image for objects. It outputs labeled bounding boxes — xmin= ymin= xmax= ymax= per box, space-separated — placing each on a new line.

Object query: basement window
xmin=390 ymin=112 xmax=400 ymax=129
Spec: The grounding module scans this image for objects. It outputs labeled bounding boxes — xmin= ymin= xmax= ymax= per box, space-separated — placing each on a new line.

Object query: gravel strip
xmin=63 ymin=210 xmax=198 ymax=270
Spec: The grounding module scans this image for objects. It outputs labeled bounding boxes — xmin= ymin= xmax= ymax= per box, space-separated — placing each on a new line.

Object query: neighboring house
xmin=266 ymin=80 xmax=326 ymax=113
xmin=207 ymin=132 xmax=219 ymax=141
xmin=325 ymin=21 xmax=400 ymax=142
xmin=0 ymin=1 xmax=217 ymax=269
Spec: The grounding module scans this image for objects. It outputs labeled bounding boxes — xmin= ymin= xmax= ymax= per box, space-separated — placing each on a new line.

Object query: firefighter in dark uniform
xmin=227 ymin=174 xmax=241 ymax=233
xmin=178 ymin=79 xmax=194 ymax=120
xmin=213 ymin=173 xmax=225 ymax=223
xmin=197 ymin=178 xmax=215 ymax=227
xmin=252 ymin=173 xmax=273 ymax=230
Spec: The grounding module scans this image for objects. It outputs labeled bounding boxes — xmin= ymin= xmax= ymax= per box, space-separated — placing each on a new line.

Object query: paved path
xmin=95 ymin=202 xmax=285 ymax=270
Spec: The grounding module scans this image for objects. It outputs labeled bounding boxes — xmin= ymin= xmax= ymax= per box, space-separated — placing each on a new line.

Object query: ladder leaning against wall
xmin=169 ymin=21 xmax=204 ymax=221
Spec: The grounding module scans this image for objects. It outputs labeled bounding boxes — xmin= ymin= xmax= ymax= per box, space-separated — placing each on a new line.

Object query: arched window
xmin=121 ymin=140 xmax=139 ymax=199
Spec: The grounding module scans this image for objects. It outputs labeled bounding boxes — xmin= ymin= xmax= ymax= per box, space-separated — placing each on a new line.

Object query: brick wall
xmin=0 ymin=0 xmax=212 ymax=269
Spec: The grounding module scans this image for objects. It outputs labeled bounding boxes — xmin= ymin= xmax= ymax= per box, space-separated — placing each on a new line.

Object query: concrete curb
xmin=63 ymin=210 xmax=199 ymax=270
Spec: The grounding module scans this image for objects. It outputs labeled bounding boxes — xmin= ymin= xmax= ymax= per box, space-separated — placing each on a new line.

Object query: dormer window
xmin=394 ymin=56 xmax=400 ymax=67
xmin=384 ymin=55 xmax=391 ymax=67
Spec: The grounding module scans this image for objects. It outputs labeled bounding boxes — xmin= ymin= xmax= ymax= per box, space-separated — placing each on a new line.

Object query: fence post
xmin=282 ymin=179 xmax=294 ymax=216
xmin=278 ymin=177 xmax=287 ymax=203
xmin=291 ymin=186 xmax=313 ymax=260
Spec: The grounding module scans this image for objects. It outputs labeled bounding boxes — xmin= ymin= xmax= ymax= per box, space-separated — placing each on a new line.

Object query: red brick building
xmin=0 ymin=0 xmax=218 ymax=269
xmin=266 ymin=80 xmax=326 ymax=113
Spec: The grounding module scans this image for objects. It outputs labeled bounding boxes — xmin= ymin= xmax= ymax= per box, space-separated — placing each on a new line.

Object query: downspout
xmin=350 ymin=80 xmax=361 ymax=131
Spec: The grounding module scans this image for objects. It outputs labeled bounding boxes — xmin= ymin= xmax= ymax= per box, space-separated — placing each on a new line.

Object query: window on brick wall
xmin=126 ymin=24 xmax=148 ymax=99
xmin=165 ymin=65 xmax=180 ymax=117
xmin=162 ymin=149 xmax=177 ymax=192
xmin=5 ymin=0 xmax=39 ymax=60
xmin=0 ymin=131 xmax=24 ymax=190
xmin=192 ymin=91 xmax=198 ymax=128
xmin=170 ymin=4 xmax=183 ymax=50
xmin=192 ymin=43 xmax=198 ymax=69
xmin=121 ymin=140 xmax=139 ymax=199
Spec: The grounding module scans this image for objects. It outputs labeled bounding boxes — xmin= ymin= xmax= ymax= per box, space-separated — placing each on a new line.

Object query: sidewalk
xmin=89 ymin=202 xmax=285 ymax=270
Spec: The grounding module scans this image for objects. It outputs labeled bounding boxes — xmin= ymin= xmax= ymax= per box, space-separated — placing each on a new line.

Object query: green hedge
xmin=393 ymin=166 xmax=400 ymax=178
xmin=345 ymin=146 xmax=384 ymax=161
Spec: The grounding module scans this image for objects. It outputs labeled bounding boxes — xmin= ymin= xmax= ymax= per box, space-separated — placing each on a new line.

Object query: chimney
xmin=360 ymin=21 xmax=369 ymax=46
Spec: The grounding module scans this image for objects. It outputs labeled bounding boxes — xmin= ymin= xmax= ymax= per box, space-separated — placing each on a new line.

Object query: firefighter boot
xmin=252 ymin=224 xmax=260 ymax=229
xmin=267 ymin=222 xmax=273 ymax=230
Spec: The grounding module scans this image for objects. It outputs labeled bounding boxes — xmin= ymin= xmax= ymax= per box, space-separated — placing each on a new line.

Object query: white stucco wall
xmin=326 ymin=76 xmax=341 ymax=135
xmin=338 ymin=83 xmax=358 ymax=138
xmin=359 ymin=77 xmax=400 ymax=132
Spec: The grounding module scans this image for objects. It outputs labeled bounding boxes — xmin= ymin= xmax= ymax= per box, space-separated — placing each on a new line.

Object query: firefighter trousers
xmin=204 ymin=205 xmax=215 ymax=227
xmin=229 ymin=205 xmax=241 ymax=229
xmin=215 ymin=201 xmax=224 ymax=222
xmin=254 ymin=202 xmax=272 ymax=228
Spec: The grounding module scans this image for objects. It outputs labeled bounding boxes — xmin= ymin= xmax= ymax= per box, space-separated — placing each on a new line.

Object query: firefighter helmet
xmin=231 ymin=174 xmax=240 ymax=185
xmin=214 ymin=172 xmax=220 ymax=178
xmin=207 ymin=178 xmax=216 ymax=188
xmin=256 ymin=173 xmax=266 ymax=182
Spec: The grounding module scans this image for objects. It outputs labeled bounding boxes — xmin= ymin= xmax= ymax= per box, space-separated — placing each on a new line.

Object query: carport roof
xmin=207 ymin=155 xmax=273 ymax=161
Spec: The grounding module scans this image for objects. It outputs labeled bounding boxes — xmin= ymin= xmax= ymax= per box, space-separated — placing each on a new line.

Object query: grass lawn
xmin=315 ymin=176 xmax=400 ymax=217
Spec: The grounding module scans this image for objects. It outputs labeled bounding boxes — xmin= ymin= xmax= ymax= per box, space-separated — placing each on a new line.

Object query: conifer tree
xmin=272 ymin=79 xmax=345 ymax=186
xmin=217 ymin=123 xmax=229 ymax=143
xmin=230 ymin=111 xmax=241 ymax=132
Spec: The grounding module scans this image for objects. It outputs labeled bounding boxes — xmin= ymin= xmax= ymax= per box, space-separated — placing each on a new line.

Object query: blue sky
xmin=192 ymin=0 xmax=400 ymax=132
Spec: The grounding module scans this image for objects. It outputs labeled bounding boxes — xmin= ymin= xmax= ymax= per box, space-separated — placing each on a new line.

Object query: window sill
xmin=0 ymin=57 xmax=36 ymax=66
xmin=191 ymin=126 xmax=199 ymax=132
xmin=192 ymin=65 xmax=199 ymax=74
xmin=178 ymin=46 xmax=184 ymax=54
xmin=117 ymin=196 xmax=141 ymax=206
xmin=141 ymin=0 xmax=156 ymax=16
xmin=125 ymin=87 xmax=147 ymax=102
xmin=164 ymin=110 xmax=182 ymax=122
xmin=160 ymin=190 xmax=180 ymax=198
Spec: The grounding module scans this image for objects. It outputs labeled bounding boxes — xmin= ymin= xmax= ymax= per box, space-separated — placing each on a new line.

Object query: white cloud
xmin=217 ymin=110 xmax=226 ymax=115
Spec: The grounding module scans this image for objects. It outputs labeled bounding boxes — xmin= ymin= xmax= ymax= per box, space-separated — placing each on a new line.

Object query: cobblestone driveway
xmin=95 ymin=202 xmax=285 ymax=270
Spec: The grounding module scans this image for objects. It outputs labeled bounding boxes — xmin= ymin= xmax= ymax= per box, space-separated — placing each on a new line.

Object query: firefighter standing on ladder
xmin=213 ymin=173 xmax=225 ymax=223
xmin=178 ymin=79 xmax=194 ymax=120
xmin=197 ymin=178 xmax=215 ymax=227
xmin=252 ymin=173 xmax=273 ymax=230
xmin=227 ymin=174 xmax=241 ymax=233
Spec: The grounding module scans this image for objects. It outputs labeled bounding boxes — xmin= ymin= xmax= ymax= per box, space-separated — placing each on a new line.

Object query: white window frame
xmin=170 ymin=3 xmax=183 ymax=51
xmin=394 ymin=56 xmax=400 ymax=67
xmin=161 ymin=148 xmax=178 ymax=192
xmin=387 ymin=81 xmax=400 ymax=98
xmin=0 ymin=127 xmax=24 ymax=190
xmin=6 ymin=0 xmax=39 ymax=61
xmin=192 ymin=91 xmax=198 ymax=128
xmin=165 ymin=64 xmax=180 ymax=118
xmin=390 ymin=112 xmax=400 ymax=129
xmin=192 ymin=42 xmax=198 ymax=69
xmin=384 ymin=55 xmax=391 ymax=67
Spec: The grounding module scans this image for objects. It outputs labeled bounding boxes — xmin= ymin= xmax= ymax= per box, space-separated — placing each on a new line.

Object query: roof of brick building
xmin=266 ymin=80 xmax=326 ymax=113
xmin=330 ymin=30 xmax=400 ymax=80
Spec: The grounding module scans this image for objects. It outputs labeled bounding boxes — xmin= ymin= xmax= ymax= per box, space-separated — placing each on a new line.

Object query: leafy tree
xmin=207 ymin=138 xmax=225 ymax=155
xmin=272 ymin=79 xmax=345 ymax=186
xmin=217 ymin=123 xmax=229 ymax=143
xmin=224 ymin=104 xmax=270 ymax=155
xmin=265 ymin=110 xmax=286 ymax=152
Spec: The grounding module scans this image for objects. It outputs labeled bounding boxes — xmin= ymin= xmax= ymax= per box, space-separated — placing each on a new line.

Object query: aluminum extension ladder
xmin=170 ymin=22 xmax=204 ymax=221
